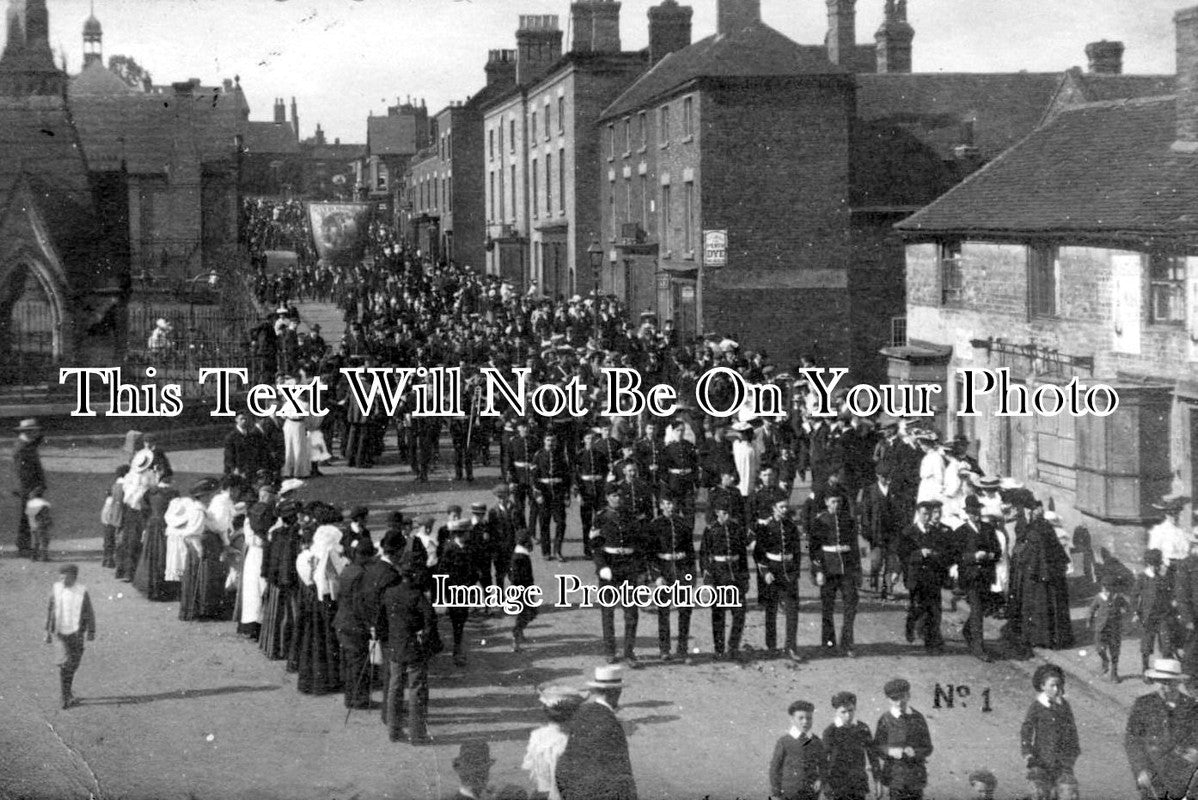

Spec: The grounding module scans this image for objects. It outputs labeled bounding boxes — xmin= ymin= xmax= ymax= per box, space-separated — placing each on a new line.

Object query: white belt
xmin=711 ymin=555 xmax=737 ymax=563
xmin=604 ymin=547 xmax=636 ymax=556
xmin=513 ymin=461 xmax=530 ymax=467
xmin=766 ymin=552 xmax=795 ymax=562
xmin=580 ymin=474 xmax=603 ymax=481
xmin=821 ymin=545 xmax=851 ymax=553
xmin=658 ymin=552 xmax=688 ymax=561
xmin=538 ymin=478 xmax=564 ymax=484
xmin=668 ymin=468 xmax=693 ymax=475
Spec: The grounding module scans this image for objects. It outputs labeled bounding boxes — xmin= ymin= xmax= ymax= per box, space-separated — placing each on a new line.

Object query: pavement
xmin=0 ymin=439 xmax=1149 ymax=800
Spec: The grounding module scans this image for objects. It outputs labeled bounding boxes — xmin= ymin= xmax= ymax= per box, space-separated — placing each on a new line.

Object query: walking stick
xmin=344 ymin=644 xmax=376 ymax=727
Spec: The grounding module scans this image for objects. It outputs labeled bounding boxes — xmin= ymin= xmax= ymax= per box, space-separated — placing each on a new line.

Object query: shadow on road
xmin=80 ymin=684 xmax=280 ymax=706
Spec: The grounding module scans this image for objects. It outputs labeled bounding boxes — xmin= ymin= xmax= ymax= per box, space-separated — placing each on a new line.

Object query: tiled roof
xmin=1071 ymin=72 xmax=1174 ymax=103
xmin=367 ymin=114 xmax=417 ymax=156
xmin=0 ymin=95 xmax=102 ymax=266
xmin=245 ymin=120 xmax=299 ymax=154
xmin=306 ymin=143 xmax=366 ymax=161
xmin=896 ymin=96 xmax=1198 ymax=237
xmin=601 ymin=21 xmax=839 ymax=120
xmin=69 ymin=60 xmax=135 ymax=97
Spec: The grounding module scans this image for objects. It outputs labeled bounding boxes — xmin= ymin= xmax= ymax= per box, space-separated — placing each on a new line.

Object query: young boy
xmin=967 ymin=769 xmax=997 ymax=800
xmin=44 ymin=564 xmax=96 ymax=709
xmin=1020 ymin=664 xmax=1080 ymax=800
xmin=873 ymin=678 xmax=933 ymax=800
xmin=26 ymin=485 xmax=52 ymax=562
xmin=768 ymin=700 xmax=825 ymax=800
xmin=822 ymin=691 xmax=878 ymax=800
xmin=101 ymin=465 xmax=128 ymax=568
xmin=1133 ymin=548 xmax=1176 ymax=682
xmin=1088 ymin=571 xmax=1131 ymax=683
xmin=510 ymin=533 xmax=537 ymax=652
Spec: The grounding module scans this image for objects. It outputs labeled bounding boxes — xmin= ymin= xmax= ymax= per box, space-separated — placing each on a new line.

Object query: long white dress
xmin=916 ymin=448 xmax=946 ymax=504
xmin=281 ymin=412 xmax=312 ymax=478
xmin=163 ymin=497 xmax=205 ymax=582
xmin=523 ymin=723 xmax=570 ymax=800
xmin=733 ymin=438 xmax=759 ymax=498
xmin=239 ymin=517 xmax=268 ymax=626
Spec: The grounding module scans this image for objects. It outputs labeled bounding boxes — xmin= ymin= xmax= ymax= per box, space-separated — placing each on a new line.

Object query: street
xmin=0 ymin=442 xmax=1138 ymax=800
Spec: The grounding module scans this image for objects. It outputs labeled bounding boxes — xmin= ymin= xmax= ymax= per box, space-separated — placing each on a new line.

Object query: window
xmin=531 ymin=158 xmax=538 ymax=218
xmin=558 ymin=147 xmax=566 ymax=212
xmin=488 ymin=129 xmax=494 ymax=160
xmin=609 ymin=185 xmax=616 ymax=238
xmin=661 ymin=184 xmax=672 ymax=250
xmin=939 ymin=241 xmax=963 ymax=305
xmin=625 ymin=177 xmax=632 ymax=222
xmin=683 ymin=181 xmax=693 ymax=252
xmin=607 ymin=124 xmax=615 ymax=159
xmin=1028 ymin=244 xmax=1058 ymax=317
xmin=531 ymin=111 xmax=537 ymax=143
xmin=558 ymin=97 xmax=565 ymax=133
xmin=510 ymin=165 xmax=516 ymax=221
xmin=447 ymin=132 xmax=452 ymax=161
xmin=640 ymin=175 xmax=648 ymax=232
xmin=683 ymin=96 xmax=693 ymax=137
xmin=545 ymin=153 xmax=552 ymax=214
xmin=624 ymin=118 xmax=631 ymax=154
xmin=544 ymin=103 xmax=551 ymax=139
xmin=499 ymin=165 xmax=505 ymax=219
xmin=447 ymin=177 xmax=452 ymax=207
xmin=489 ymin=171 xmax=495 ymax=219
xmin=638 ymin=111 xmax=647 ymax=149
xmin=509 ymin=119 xmax=515 ymax=153
xmin=1150 ymin=253 xmax=1186 ymax=324
xmin=498 ymin=124 xmax=504 ymax=157
xmin=659 ymin=105 xmax=670 ymax=144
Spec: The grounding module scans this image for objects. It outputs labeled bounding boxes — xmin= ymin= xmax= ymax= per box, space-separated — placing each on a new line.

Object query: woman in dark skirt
xmin=1016 ymin=502 xmax=1075 ymax=651
xmin=295 ymin=513 xmax=347 ymax=695
xmin=115 ymin=449 xmax=155 ymax=581
xmin=133 ymin=469 xmax=179 ymax=601
xmin=179 ymin=478 xmax=229 ymax=621
xmin=260 ymin=500 xmax=303 ymax=661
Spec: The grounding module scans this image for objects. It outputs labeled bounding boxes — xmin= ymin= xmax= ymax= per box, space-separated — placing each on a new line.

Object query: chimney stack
xmin=291 ymin=96 xmax=300 ymax=140
xmin=515 ymin=14 xmax=562 ymax=86
xmin=485 ymin=48 xmax=517 ymax=87
xmin=716 ymin=0 xmax=760 ymax=36
xmin=274 ymin=98 xmax=286 ymax=124
xmin=648 ymin=0 xmax=692 ymax=64
xmin=1085 ymin=40 xmax=1124 ymax=75
xmin=875 ymin=0 xmax=914 ymax=73
xmin=1176 ymin=7 xmax=1198 ymax=146
xmin=825 ymin=0 xmax=856 ymax=68
xmin=573 ymin=0 xmax=621 ymax=54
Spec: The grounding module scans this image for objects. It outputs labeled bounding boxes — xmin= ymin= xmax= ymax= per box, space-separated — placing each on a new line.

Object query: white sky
xmin=37 ymin=0 xmax=1197 ymax=142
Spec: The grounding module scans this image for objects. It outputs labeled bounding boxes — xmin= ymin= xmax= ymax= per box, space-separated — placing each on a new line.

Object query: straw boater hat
xmin=1153 ymin=492 xmax=1190 ymax=512
xmin=129 ymin=449 xmax=154 ymax=473
xmin=279 ymin=478 xmax=305 ymax=496
xmin=1145 ymin=658 xmax=1189 ymax=681
xmin=155 ymin=318 xmax=172 ymax=330
xmin=587 ymin=664 xmax=624 ymax=690
xmin=14 ymin=418 xmax=41 ymax=433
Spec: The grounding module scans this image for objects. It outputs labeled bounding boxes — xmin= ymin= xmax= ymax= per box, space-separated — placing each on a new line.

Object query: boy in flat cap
xmin=769 ymin=699 xmax=824 ymax=800
xmin=45 ymin=564 xmax=96 ymax=709
xmin=873 ymin=678 xmax=933 ymax=800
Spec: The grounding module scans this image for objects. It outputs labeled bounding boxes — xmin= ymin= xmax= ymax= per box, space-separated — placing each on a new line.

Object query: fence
xmin=125 ymin=301 xmax=257 ymax=400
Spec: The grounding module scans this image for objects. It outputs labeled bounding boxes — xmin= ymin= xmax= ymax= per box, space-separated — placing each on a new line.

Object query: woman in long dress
xmin=132 ymin=469 xmax=179 ymax=600
xmin=115 ymin=449 xmax=155 ymax=581
xmin=295 ymin=516 xmax=345 ymax=695
xmin=523 ymin=688 xmax=585 ymax=800
xmin=179 ymin=479 xmax=230 ymax=622
xmin=260 ymin=500 xmax=302 ymax=661
xmin=236 ymin=485 xmax=276 ymax=640
xmin=280 ymin=381 xmax=312 ymax=478
xmin=1016 ymin=503 xmax=1075 ymax=650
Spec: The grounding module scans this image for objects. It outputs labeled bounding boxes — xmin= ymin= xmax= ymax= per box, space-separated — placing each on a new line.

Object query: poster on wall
xmin=702 ymin=229 xmax=726 ymax=267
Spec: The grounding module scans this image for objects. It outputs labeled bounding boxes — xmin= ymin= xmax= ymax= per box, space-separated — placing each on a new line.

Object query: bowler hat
xmin=14 ymin=418 xmax=42 ymax=433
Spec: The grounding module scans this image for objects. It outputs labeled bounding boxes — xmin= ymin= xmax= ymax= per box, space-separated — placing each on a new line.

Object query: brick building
xmin=482 ymin=5 xmax=650 ymax=298
xmin=597 ymin=0 xmax=1065 ymax=382
xmin=893 ymin=7 xmax=1198 ymax=561
xmin=403 ymin=51 xmax=516 ymax=270
xmin=360 ymin=99 xmax=429 ymax=213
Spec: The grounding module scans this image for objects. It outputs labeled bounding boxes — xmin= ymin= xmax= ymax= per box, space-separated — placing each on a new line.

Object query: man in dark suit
xmin=380 ymin=553 xmax=437 ymax=745
xmin=13 ymin=418 xmax=45 ymax=558
xmin=223 ymin=412 xmax=261 ymax=478
xmin=1125 ymin=659 xmax=1198 ymax=799
xmin=860 ymin=467 xmax=905 ymax=599
xmin=557 ymin=665 xmax=637 ymax=800
xmin=364 ymin=527 xmax=404 ymax=726
xmin=575 ymin=429 xmax=610 ymax=559
xmin=532 ymin=433 xmax=572 ymax=560
xmin=900 ymin=500 xmax=950 ymax=653
xmin=957 ymin=495 xmax=1001 ymax=661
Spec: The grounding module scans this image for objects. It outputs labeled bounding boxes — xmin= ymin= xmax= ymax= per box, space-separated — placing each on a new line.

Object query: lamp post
xmin=587 ymin=240 xmax=603 ymax=343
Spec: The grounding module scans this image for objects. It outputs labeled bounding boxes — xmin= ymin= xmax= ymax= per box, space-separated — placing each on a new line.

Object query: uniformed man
xmin=595 ymin=419 xmax=622 ymax=473
xmin=635 ymin=421 xmax=666 ymax=506
xmin=900 ymin=500 xmax=950 ymax=653
xmin=705 ymin=467 xmax=745 ymax=526
xmin=661 ymin=421 xmax=700 ymax=532
xmin=753 ymin=498 xmax=805 ymax=662
xmin=575 ymin=428 xmax=611 ymax=559
xmin=700 ymin=498 xmax=749 ymax=661
xmin=591 ymin=485 xmax=645 ymax=666
xmin=505 ymin=419 xmax=539 ymax=528
xmin=532 ymin=433 xmax=572 ymax=561
xmin=809 ymin=491 xmax=861 ymax=658
xmin=749 ymin=466 xmax=789 ymax=607
xmin=648 ymin=496 xmax=696 ymax=663
xmin=957 ymin=495 xmax=1001 ymax=662
xmin=448 ymin=385 xmax=478 ymax=483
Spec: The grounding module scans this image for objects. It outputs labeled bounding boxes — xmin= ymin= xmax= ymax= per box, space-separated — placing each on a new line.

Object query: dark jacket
xmin=380 ymin=578 xmax=437 ymax=663
xmin=873 ymin=708 xmax=933 ymax=790
xmin=769 ymin=733 xmax=825 ymax=799
xmin=556 ymin=700 xmax=637 ymax=800
xmin=1021 ymin=698 xmax=1080 ymax=770
xmin=1124 ymin=692 xmax=1198 ymax=798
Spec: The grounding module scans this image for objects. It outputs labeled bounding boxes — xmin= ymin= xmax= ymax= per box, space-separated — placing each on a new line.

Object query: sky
xmin=37 ymin=0 xmax=1197 ymax=143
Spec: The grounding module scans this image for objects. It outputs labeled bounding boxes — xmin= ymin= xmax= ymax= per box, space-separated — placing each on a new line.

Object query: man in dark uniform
xmin=661 ymin=421 xmax=700 ymax=532
xmin=1125 ymin=658 xmax=1198 ymax=800
xmin=532 ymin=433 xmax=572 ymax=560
xmin=591 ymin=486 xmax=645 ymax=666
xmin=648 ymin=496 xmax=696 ymax=663
xmin=448 ymin=404 xmax=475 ymax=483
xmin=753 ymin=498 xmax=805 ymax=662
xmin=13 ymin=418 xmax=45 ymax=558
xmin=957 ymin=495 xmax=1001 ymax=662
xmin=380 ymin=553 xmax=438 ymax=745
xmin=749 ymin=466 xmax=789 ymax=607
xmin=595 ymin=419 xmax=622 ymax=476
xmin=809 ymin=491 xmax=861 ymax=658
xmin=616 ymin=460 xmax=655 ymax=528
xmin=223 ymin=412 xmax=261 ymax=478
xmin=635 ymin=421 xmax=665 ymax=507
xmin=705 ymin=468 xmax=745 ymax=525
xmin=700 ymin=498 xmax=750 ymax=660
xmin=505 ymin=418 xmax=539 ymax=528
xmin=900 ymin=500 xmax=950 ymax=653
xmin=575 ymin=428 xmax=610 ymax=559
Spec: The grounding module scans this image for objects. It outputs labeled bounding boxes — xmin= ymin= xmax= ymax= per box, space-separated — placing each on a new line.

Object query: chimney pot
xmin=648 ymin=0 xmax=692 ymax=64
xmin=717 ymin=0 xmax=760 ymax=36
xmin=826 ymin=0 xmax=856 ymax=68
xmin=1085 ymin=40 xmax=1124 ymax=75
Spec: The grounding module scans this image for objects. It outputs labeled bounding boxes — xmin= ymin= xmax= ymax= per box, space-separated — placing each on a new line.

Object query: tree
xmin=107 ymin=55 xmax=153 ymax=92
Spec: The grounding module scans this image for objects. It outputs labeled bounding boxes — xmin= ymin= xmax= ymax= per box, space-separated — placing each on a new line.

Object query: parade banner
xmin=306 ymin=202 xmax=372 ymax=265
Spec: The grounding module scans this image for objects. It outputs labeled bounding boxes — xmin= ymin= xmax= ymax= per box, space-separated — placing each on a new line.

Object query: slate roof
xmin=1070 ymin=72 xmax=1175 ymax=103
xmin=896 ymin=96 xmax=1198 ymax=237
xmin=245 ymin=120 xmax=300 ymax=155
xmin=367 ymin=114 xmax=417 ymax=156
xmin=601 ymin=20 xmax=840 ymax=120
xmin=69 ymin=59 xmax=134 ymax=97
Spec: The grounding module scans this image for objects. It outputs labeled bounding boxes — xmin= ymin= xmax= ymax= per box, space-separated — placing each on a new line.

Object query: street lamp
xmin=587 ymin=240 xmax=603 ymax=342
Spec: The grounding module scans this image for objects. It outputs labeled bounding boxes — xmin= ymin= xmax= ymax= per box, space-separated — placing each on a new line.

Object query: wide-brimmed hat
xmin=1153 ymin=493 xmax=1190 ymax=511
xmin=975 ymin=476 xmax=1001 ymax=490
xmin=14 ymin=418 xmax=42 ymax=433
xmin=155 ymin=318 xmax=172 ymax=330
xmin=1145 ymin=658 xmax=1189 ymax=681
xmin=279 ymin=478 xmax=305 ymax=496
xmin=586 ymin=664 xmax=624 ymax=690
xmin=129 ymin=449 xmax=154 ymax=473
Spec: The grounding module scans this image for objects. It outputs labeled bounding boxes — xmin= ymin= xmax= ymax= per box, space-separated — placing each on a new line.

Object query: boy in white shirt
xmin=44 ymin=564 xmax=96 ymax=709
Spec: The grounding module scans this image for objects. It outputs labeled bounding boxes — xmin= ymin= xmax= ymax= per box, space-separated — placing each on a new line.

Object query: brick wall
xmin=849 ymin=215 xmax=906 ymax=384
xmin=453 ymin=106 xmax=486 ymax=272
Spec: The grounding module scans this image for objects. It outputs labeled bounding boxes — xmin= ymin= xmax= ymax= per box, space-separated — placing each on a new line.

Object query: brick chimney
xmin=1177 ymin=7 xmax=1198 ymax=146
xmin=515 ymin=14 xmax=562 ymax=86
xmin=648 ymin=0 xmax=692 ymax=64
xmin=485 ymin=48 xmax=517 ymax=87
xmin=273 ymin=98 xmax=286 ymax=124
xmin=875 ymin=0 xmax=913 ymax=73
xmin=826 ymin=0 xmax=856 ymax=68
xmin=291 ymin=96 xmax=299 ymax=140
xmin=717 ymin=0 xmax=760 ymax=36
xmin=1085 ymin=40 xmax=1124 ymax=75
xmin=571 ymin=1 xmax=620 ymax=53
